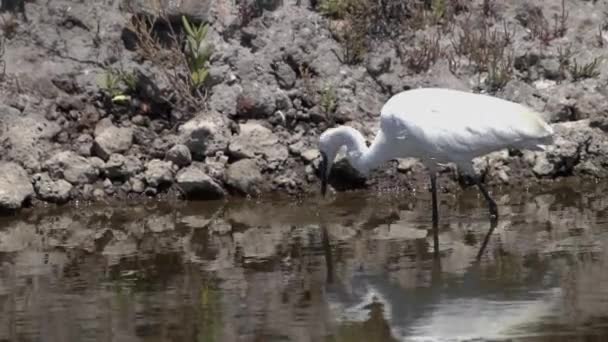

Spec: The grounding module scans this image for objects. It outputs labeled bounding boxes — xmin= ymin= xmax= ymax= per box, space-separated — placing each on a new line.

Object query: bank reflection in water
xmin=0 ymin=182 xmax=608 ymax=341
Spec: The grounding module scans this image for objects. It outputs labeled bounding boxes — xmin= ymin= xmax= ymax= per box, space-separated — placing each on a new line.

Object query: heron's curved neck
xmin=333 ymin=127 xmax=392 ymax=176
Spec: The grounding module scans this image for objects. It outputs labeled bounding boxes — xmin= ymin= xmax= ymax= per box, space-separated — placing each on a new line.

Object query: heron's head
xmin=318 ymin=126 xmax=369 ymax=197
xmin=318 ymin=128 xmax=341 ymax=197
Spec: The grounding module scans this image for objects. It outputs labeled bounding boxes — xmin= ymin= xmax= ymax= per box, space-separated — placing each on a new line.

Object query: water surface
xmin=1 ymin=182 xmax=608 ymax=341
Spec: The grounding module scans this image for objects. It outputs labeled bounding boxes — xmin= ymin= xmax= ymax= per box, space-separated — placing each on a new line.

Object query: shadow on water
xmin=1 ymin=181 xmax=608 ymax=341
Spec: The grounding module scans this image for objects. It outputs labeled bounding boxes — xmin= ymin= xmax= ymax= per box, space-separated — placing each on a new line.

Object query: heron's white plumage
xmin=380 ymin=88 xmax=553 ymax=166
xmin=318 ymin=87 xmax=554 ymax=177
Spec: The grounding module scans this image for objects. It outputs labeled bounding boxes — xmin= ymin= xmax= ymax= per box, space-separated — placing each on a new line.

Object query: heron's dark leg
xmin=430 ymin=172 xmax=440 ymax=258
xmin=472 ymin=175 xmax=499 ymax=259
xmin=472 ymin=176 xmax=498 ymax=221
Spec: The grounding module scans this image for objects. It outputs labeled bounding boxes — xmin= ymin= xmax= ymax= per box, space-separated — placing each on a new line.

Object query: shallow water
xmin=2 ymin=182 xmax=608 ymax=341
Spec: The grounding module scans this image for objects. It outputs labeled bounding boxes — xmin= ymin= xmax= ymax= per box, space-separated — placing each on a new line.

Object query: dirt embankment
xmin=1 ymin=0 xmax=608 ymax=212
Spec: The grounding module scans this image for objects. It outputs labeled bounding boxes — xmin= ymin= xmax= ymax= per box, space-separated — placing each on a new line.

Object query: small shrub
xmin=451 ymin=17 xmax=514 ymax=91
xmin=333 ymin=26 xmax=367 ymax=65
xmin=529 ymin=0 xmax=568 ymax=46
xmin=327 ymin=0 xmax=369 ymax=66
xmin=365 ymin=0 xmax=409 ymax=38
xmin=0 ymin=14 xmax=18 ymax=39
xmin=482 ymin=0 xmax=495 ymax=17
xmin=451 ymin=17 xmax=513 ymax=73
xmin=556 ymin=44 xmax=574 ymax=82
xmin=485 ymin=51 xmax=514 ymax=91
xmin=570 ymin=58 xmax=601 ymax=81
xmin=405 ymin=31 xmax=442 ymax=73
xmin=0 ymin=38 xmax=6 ymax=80
xmin=126 ymin=10 xmax=210 ymax=110
xmin=237 ymin=0 xmax=263 ymax=27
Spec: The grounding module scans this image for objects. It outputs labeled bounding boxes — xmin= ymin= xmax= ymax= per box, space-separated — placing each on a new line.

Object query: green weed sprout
xmin=181 ymin=15 xmax=211 ymax=90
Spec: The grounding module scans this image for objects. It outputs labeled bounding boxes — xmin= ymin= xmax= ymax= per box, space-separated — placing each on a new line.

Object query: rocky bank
xmin=1 ymin=0 xmax=608 ymax=211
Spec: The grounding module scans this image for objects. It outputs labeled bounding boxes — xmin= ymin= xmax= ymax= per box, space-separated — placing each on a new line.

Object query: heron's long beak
xmin=320 ymin=152 xmax=329 ymax=197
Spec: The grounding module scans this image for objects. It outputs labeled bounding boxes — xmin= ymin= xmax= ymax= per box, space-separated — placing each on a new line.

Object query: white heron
xmin=318 ymin=88 xmax=554 ymax=255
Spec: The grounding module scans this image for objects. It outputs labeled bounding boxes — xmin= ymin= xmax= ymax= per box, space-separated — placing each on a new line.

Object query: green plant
xmin=120 ymin=70 xmax=137 ymax=93
xmin=318 ymin=0 xmax=348 ymax=18
xmin=98 ymin=69 xmax=123 ymax=99
xmin=570 ymin=57 xmax=601 ymax=81
xmin=431 ymin=0 xmax=446 ymax=22
xmin=320 ymin=83 xmax=337 ymax=120
xmin=181 ymin=15 xmax=211 ymax=91
xmin=97 ymin=68 xmax=138 ymax=103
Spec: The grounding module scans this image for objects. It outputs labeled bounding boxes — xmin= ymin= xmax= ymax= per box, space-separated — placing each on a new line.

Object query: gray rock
xmin=89 ymin=157 xmax=106 ymax=172
xmin=144 ymin=159 xmax=174 ymax=188
xmin=209 ymin=84 xmax=241 ymax=116
xmin=208 ymin=83 xmax=240 ymax=116
xmin=366 ymin=55 xmax=391 ymax=77
xmin=204 ymin=154 xmax=229 ymax=181
xmin=103 ymin=178 xmax=114 ymax=194
xmin=76 ymin=134 xmax=94 ymax=157
xmin=92 ymin=119 xmax=134 ymax=161
xmin=397 ymin=158 xmax=424 ymax=173
xmin=33 ymin=173 xmax=72 ymax=204
xmin=1 ymin=115 xmax=62 ymax=172
xmin=165 ymin=144 xmax=192 ymax=167
xmin=178 ymin=113 xmax=230 ymax=161
xmin=538 ymin=58 xmax=562 ymax=80
xmin=206 ymin=64 xmax=230 ymax=87
xmin=104 ymin=154 xmax=144 ymax=180
xmin=272 ymin=61 xmax=297 ymax=89
xmin=514 ymin=3 xmax=544 ymax=28
xmin=288 ymin=140 xmax=306 ymax=156
xmin=92 ymin=188 xmax=105 ymax=200
xmin=228 ymin=122 xmax=288 ymax=166
xmin=0 ymin=162 xmax=34 ymax=211
xmin=44 ymin=151 xmax=99 ymax=185
xmin=533 ymin=154 xmax=554 ymax=176
xmin=500 ymin=80 xmax=545 ymax=113
xmin=0 ymin=104 xmax=20 ymax=117
xmin=301 ymin=149 xmax=320 ymax=163
xmin=226 ymin=159 xmax=263 ymax=196
xmin=56 ymin=95 xmax=85 ymax=112
xmin=150 ymin=137 xmax=176 ymax=159
xmin=132 ymin=126 xmax=156 ymax=146
xmin=127 ymin=0 xmax=212 ymax=23
xmin=130 ymin=177 xmax=146 ymax=193
xmin=176 ymin=164 xmax=226 ymax=200
xmin=236 ymin=82 xmax=277 ymax=118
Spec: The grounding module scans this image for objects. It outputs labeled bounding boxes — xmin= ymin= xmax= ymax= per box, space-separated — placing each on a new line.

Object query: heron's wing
xmin=383 ymin=94 xmax=552 ymax=159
